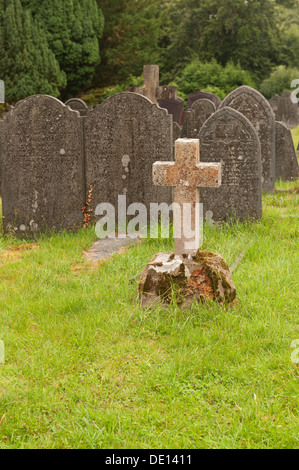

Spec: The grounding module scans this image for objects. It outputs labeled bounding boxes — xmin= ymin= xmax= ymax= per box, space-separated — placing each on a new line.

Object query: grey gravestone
xmin=0 ymin=95 xmax=85 ymax=236
xmin=198 ymin=107 xmax=262 ymax=222
xmin=84 ymin=92 xmax=173 ymax=218
xmin=186 ymin=99 xmax=216 ymax=138
xmin=187 ymin=91 xmax=221 ymax=110
xmin=269 ymin=92 xmax=299 ymax=129
xmin=159 ymin=97 xmax=184 ymax=125
xmin=0 ymin=80 xmax=4 ymax=103
xmin=275 ymin=121 xmax=299 ymax=181
xmin=220 ymin=86 xmax=275 ymax=193
xmin=65 ymin=98 xmax=91 ymax=116
xmin=173 ymin=122 xmax=181 ymax=156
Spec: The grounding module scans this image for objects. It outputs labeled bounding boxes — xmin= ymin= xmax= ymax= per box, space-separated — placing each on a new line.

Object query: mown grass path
xmin=0 ymin=180 xmax=298 ymax=449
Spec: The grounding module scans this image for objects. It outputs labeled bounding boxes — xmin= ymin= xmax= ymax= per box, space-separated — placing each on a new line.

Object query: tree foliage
xmin=0 ymin=0 xmax=66 ymax=101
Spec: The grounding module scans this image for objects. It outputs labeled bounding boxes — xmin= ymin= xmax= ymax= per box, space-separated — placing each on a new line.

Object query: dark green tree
xmin=0 ymin=0 xmax=66 ymax=102
xmin=161 ymin=0 xmax=281 ymax=83
xmin=21 ymin=0 xmax=104 ymax=97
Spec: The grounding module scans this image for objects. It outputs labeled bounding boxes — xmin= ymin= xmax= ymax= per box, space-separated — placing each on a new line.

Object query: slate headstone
xmin=187 ymin=91 xmax=221 ymax=110
xmin=198 ymin=107 xmax=262 ymax=222
xmin=159 ymin=97 xmax=184 ymax=125
xmin=186 ymin=99 xmax=216 ymax=138
xmin=220 ymin=85 xmax=275 ymax=193
xmin=275 ymin=121 xmax=299 ymax=181
xmin=84 ymin=92 xmax=173 ymax=218
xmin=65 ymin=98 xmax=91 ymax=116
xmin=269 ymin=92 xmax=299 ymax=129
xmin=0 ymin=95 xmax=85 ymax=236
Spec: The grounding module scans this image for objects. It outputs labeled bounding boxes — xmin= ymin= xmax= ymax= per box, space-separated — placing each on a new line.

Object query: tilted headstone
xmin=153 ymin=139 xmax=221 ymax=255
xmin=275 ymin=121 xmax=299 ymax=181
xmin=0 ymin=95 xmax=85 ymax=236
xmin=159 ymin=97 xmax=184 ymax=125
xmin=185 ymin=99 xmax=216 ymax=138
xmin=126 ymin=65 xmax=177 ymax=104
xmin=198 ymin=107 xmax=262 ymax=222
xmin=186 ymin=91 xmax=221 ymax=110
xmin=84 ymin=92 xmax=173 ymax=217
xmin=220 ymin=86 xmax=275 ymax=193
xmin=0 ymin=79 xmax=4 ymax=103
xmin=269 ymin=92 xmax=299 ymax=129
xmin=65 ymin=98 xmax=92 ymax=117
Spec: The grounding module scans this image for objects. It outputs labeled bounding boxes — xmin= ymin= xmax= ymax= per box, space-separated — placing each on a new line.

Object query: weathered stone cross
xmin=153 ymin=139 xmax=221 ymax=255
xmin=126 ymin=65 xmax=177 ymax=105
xmin=0 ymin=79 xmax=4 ymax=103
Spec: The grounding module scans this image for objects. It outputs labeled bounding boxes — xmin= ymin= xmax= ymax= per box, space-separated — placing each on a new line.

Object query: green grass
xmin=0 ymin=178 xmax=298 ymax=449
xmin=291 ymin=125 xmax=299 ymax=150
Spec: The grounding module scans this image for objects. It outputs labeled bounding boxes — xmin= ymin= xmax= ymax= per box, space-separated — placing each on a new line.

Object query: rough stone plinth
xmin=138 ymin=250 xmax=236 ymax=308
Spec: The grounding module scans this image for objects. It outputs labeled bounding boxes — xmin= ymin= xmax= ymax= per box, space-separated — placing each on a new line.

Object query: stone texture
xmin=159 ymin=97 xmax=184 ymax=125
xmin=198 ymin=107 xmax=262 ymax=222
xmin=275 ymin=121 xmax=299 ymax=181
xmin=220 ymin=85 xmax=275 ymax=193
xmin=1 ymin=95 xmax=85 ymax=236
xmin=153 ymin=138 xmax=221 ymax=255
xmin=65 ymin=98 xmax=92 ymax=116
xmin=187 ymin=91 xmax=221 ymax=110
xmin=84 ymin=92 xmax=173 ymax=217
xmin=84 ymin=235 xmax=138 ymax=261
xmin=269 ymin=92 xmax=299 ymax=129
xmin=185 ymin=99 xmax=216 ymax=138
xmin=126 ymin=65 xmax=177 ymax=104
xmin=138 ymin=250 xmax=236 ymax=308
xmin=172 ymin=122 xmax=181 ymax=155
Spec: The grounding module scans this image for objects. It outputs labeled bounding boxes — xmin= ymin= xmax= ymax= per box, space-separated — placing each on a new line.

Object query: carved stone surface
xmin=84 ymin=92 xmax=173 ymax=217
xmin=220 ymin=86 xmax=275 ymax=192
xmin=198 ymin=107 xmax=262 ymax=222
xmin=1 ymin=95 xmax=85 ymax=236
xmin=269 ymin=92 xmax=299 ymax=129
xmin=275 ymin=121 xmax=299 ymax=181
xmin=186 ymin=99 xmax=216 ymax=138
xmin=187 ymin=91 xmax=221 ymax=110
xmin=159 ymin=97 xmax=184 ymax=125
xmin=138 ymin=250 xmax=237 ymax=308
xmin=65 ymin=98 xmax=91 ymax=116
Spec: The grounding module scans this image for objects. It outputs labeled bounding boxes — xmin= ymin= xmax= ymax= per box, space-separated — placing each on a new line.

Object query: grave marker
xmin=220 ymin=85 xmax=275 ymax=193
xmin=126 ymin=65 xmax=177 ymax=104
xmin=153 ymin=138 xmax=221 ymax=255
xmin=275 ymin=121 xmax=299 ymax=181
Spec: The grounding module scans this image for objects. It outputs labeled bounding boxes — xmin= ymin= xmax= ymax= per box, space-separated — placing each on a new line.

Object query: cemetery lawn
xmin=0 ymin=180 xmax=298 ymax=449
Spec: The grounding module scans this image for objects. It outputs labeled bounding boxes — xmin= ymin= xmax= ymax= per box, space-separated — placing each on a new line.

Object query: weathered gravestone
xmin=0 ymin=95 xmax=85 ymax=236
xmin=184 ymin=99 xmax=216 ymax=138
xmin=126 ymin=65 xmax=177 ymax=105
xmin=269 ymin=92 xmax=299 ymax=129
xmin=138 ymin=139 xmax=237 ymax=308
xmin=172 ymin=122 xmax=181 ymax=155
xmin=220 ymin=86 xmax=275 ymax=193
xmin=275 ymin=121 xmax=299 ymax=181
xmin=84 ymin=92 xmax=173 ymax=218
xmin=198 ymin=107 xmax=262 ymax=222
xmin=187 ymin=91 xmax=221 ymax=110
xmin=159 ymin=97 xmax=184 ymax=125
xmin=65 ymin=98 xmax=92 ymax=116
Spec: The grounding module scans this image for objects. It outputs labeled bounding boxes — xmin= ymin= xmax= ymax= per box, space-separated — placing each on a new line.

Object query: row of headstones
xmin=0 ymin=86 xmax=298 ymax=237
xmin=170 ymin=87 xmax=299 ymax=187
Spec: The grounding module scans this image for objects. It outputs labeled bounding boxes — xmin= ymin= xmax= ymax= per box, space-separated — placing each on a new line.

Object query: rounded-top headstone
xmin=186 ymin=99 xmax=216 ymax=138
xmin=220 ymin=85 xmax=275 ymax=193
xmin=65 ymin=98 xmax=90 ymax=116
xmin=199 ymin=106 xmax=262 ymax=222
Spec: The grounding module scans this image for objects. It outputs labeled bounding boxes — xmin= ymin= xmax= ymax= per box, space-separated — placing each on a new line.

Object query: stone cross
xmin=153 ymin=139 xmax=221 ymax=255
xmin=0 ymin=80 xmax=4 ymax=103
xmin=126 ymin=65 xmax=177 ymax=105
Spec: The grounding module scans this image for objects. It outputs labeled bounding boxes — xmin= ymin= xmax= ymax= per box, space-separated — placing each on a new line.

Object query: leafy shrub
xmin=175 ymin=58 xmax=256 ymax=99
xmin=259 ymin=66 xmax=299 ymax=99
